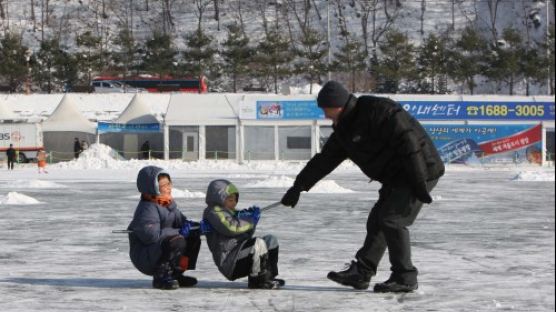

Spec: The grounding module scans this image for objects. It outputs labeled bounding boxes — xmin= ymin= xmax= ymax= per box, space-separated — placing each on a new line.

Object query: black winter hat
xmin=317 ymin=81 xmax=350 ymax=108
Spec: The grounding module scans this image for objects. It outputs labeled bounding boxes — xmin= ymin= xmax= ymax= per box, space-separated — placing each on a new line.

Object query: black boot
xmin=173 ymin=273 xmax=198 ymax=287
xmin=373 ymin=279 xmax=418 ymax=293
xmin=327 ymin=261 xmax=371 ymax=290
xmin=152 ymin=263 xmax=179 ymax=290
xmin=247 ymin=254 xmax=281 ymax=289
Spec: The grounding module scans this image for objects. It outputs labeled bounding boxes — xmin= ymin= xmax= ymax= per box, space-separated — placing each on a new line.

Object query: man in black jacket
xmin=281 ymin=81 xmax=444 ymax=293
xmin=5 ymin=144 xmax=16 ymax=170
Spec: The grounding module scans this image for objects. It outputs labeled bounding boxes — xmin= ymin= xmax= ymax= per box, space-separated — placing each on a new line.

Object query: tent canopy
xmin=41 ymin=94 xmax=96 ymax=133
xmin=165 ymin=94 xmax=239 ymax=126
xmin=115 ymin=94 xmax=159 ymax=124
xmin=0 ymin=99 xmax=17 ymax=120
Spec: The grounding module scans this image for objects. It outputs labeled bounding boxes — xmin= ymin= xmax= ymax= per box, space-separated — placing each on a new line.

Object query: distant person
xmin=281 ymin=81 xmax=445 ymax=293
xmin=5 ymin=144 xmax=16 ymax=170
xmin=127 ymin=166 xmax=201 ymax=290
xmin=73 ymin=138 xmax=82 ymax=159
xmin=203 ymin=179 xmax=284 ymax=289
xmin=37 ymin=148 xmax=48 ymax=174
xmin=141 ymin=140 xmax=150 ymax=160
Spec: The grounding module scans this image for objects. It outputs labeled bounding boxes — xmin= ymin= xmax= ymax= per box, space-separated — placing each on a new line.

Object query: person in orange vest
xmin=37 ymin=148 xmax=49 ymax=174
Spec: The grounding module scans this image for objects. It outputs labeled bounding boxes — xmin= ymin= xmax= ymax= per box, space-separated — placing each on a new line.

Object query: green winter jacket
xmin=203 ymin=179 xmax=256 ymax=280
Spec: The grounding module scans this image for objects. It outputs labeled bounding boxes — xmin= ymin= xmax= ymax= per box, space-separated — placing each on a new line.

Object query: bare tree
xmin=0 ymin=0 xmax=5 ymax=20
xmin=420 ymin=0 xmax=426 ymax=36
xmin=369 ymin=0 xmax=400 ymax=63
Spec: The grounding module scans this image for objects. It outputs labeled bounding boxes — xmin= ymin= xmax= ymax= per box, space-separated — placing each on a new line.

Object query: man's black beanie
xmin=317 ymin=81 xmax=350 ymax=108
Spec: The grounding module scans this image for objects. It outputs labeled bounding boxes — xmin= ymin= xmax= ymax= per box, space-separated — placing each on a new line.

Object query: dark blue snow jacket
xmin=127 ymin=166 xmax=189 ymax=275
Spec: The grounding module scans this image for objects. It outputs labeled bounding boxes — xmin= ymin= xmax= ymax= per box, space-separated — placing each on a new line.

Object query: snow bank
xmin=308 ymin=180 xmax=355 ymax=193
xmin=0 ymin=192 xmax=42 ymax=205
xmin=53 ymin=143 xmax=126 ymax=170
xmin=512 ymin=170 xmax=555 ymax=182
xmin=245 ymin=175 xmax=294 ymax=188
xmin=172 ymin=188 xmax=206 ymax=199
xmin=10 ymin=180 xmax=67 ymax=189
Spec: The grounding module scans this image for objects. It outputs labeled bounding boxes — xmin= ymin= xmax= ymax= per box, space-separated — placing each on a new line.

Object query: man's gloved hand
xmin=415 ymin=181 xmax=432 ymax=204
xmin=281 ymin=185 xmax=302 ymax=208
xmin=199 ymin=219 xmax=213 ymax=234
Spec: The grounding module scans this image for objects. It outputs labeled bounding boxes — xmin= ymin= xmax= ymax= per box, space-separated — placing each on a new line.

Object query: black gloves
xmin=414 ymin=180 xmax=432 ymax=204
xmin=281 ymin=185 xmax=302 ymax=208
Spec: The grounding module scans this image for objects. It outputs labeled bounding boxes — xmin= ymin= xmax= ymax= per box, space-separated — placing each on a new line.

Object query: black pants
xmin=159 ymin=234 xmax=201 ymax=273
xmin=355 ymin=179 xmax=438 ymax=285
xmin=230 ymin=237 xmax=279 ymax=280
xmin=7 ymin=159 xmax=14 ymax=170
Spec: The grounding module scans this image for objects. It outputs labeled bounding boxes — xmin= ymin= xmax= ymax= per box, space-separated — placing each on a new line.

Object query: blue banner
xmin=97 ymin=122 xmax=160 ymax=134
xmin=256 ymin=100 xmax=324 ymax=120
xmin=399 ymin=101 xmax=555 ymax=121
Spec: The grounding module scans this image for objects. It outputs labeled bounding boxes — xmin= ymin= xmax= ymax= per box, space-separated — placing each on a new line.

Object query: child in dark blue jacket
xmin=127 ymin=166 xmax=201 ymax=290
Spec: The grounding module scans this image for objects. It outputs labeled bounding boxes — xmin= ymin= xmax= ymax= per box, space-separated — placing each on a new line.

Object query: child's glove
xmin=179 ymin=221 xmax=195 ymax=238
xmin=199 ymin=219 xmax=213 ymax=234
xmin=237 ymin=206 xmax=261 ymax=225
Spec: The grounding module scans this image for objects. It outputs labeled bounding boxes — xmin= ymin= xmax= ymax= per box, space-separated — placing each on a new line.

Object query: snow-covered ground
xmin=0 ymin=153 xmax=554 ymax=311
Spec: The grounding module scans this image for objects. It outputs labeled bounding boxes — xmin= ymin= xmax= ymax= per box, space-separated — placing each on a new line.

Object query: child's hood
xmin=206 ymin=179 xmax=238 ymax=207
xmin=136 ymin=165 xmax=170 ymax=196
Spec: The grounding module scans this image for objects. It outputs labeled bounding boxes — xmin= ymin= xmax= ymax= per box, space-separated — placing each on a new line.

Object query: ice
xmin=308 ymin=180 xmax=356 ymax=193
xmin=0 ymin=163 xmax=554 ymax=311
xmin=512 ymin=170 xmax=555 ymax=182
xmin=244 ymin=175 xmax=294 ymax=188
xmin=8 ymin=179 xmax=68 ymax=189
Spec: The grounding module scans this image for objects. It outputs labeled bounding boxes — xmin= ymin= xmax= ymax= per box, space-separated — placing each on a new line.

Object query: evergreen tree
xmin=221 ymin=22 xmax=254 ymax=92
xmin=375 ymin=29 xmax=417 ymax=93
xmin=447 ymin=26 xmax=487 ymax=94
xmin=482 ymin=27 xmax=523 ymax=95
xmin=294 ymin=27 xmax=328 ymax=94
xmin=182 ymin=29 xmax=217 ymax=91
xmin=0 ymin=33 xmax=29 ymax=91
xmin=255 ymin=29 xmax=294 ymax=94
xmin=332 ymin=36 xmax=368 ymax=92
xmin=75 ymin=31 xmax=102 ymax=85
xmin=141 ymin=32 xmax=177 ymax=80
xmin=32 ymin=39 xmax=78 ymax=93
xmin=112 ymin=28 xmax=138 ymax=78
xmin=416 ymin=33 xmax=450 ymax=94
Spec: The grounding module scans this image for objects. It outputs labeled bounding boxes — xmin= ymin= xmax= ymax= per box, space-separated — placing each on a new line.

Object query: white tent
xmin=41 ymin=94 xmax=96 ymax=133
xmin=165 ymin=93 xmax=239 ymax=126
xmin=114 ymin=94 xmax=159 ymax=124
xmin=101 ymin=94 xmax=162 ymax=159
xmin=0 ymin=99 xmax=17 ymax=121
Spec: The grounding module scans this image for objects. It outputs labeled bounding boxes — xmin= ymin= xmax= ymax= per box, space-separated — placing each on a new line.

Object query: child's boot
xmin=152 ymin=262 xmax=179 ymax=290
xmin=247 ymin=255 xmax=281 ymax=289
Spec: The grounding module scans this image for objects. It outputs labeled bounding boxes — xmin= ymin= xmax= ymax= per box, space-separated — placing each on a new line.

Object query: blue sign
xmin=256 ymin=100 xmax=324 ymax=120
xmin=97 ymin=122 xmax=160 ymax=134
xmin=399 ymin=101 xmax=555 ymax=121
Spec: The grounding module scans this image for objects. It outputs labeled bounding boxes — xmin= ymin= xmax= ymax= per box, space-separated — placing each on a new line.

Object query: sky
xmin=0 ymin=145 xmax=554 ymax=312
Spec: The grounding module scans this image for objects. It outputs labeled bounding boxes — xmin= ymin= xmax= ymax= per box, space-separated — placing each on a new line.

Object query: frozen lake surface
xmin=0 ymin=164 xmax=554 ymax=311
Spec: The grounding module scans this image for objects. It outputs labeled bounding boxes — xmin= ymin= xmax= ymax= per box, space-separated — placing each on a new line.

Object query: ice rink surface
xmin=0 ymin=165 xmax=554 ymax=311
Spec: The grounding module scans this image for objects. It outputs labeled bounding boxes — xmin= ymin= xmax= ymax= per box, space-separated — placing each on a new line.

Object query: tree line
xmin=0 ymin=0 xmax=554 ymax=95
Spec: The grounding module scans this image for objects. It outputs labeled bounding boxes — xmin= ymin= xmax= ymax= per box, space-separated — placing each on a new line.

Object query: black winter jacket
xmin=294 ymin=95 xmax=444 ymax=202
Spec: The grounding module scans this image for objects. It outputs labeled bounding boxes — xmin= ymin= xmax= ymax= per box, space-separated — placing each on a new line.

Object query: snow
xmin=0 ymin=156 xmax=554 ymax=311
xmin=0 ymin=192 xmax=42 ymax=205
xmin=172 ymin=188 xmax=206 ymax=199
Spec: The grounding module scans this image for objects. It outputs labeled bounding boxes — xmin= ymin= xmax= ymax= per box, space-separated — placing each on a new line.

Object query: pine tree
xmin=142 ymin=32 xmax=177 ymax=80
xmin=332 ymin=36 xmax=368 ymax=92
xmin=447 ymin=26 xmax=487 ymax=94
xmin=255 ymin=29 xmax=294 ymax=94
xmin=294 ymin=27 xmax=328 ymax=94
xmin=221 ymin=22 xmax=254 ymax=93
xmin=75 ymin=31 xmax=102 ymax=85
xmin=112 ymin=28 xmax=138 ymax=78
xmin=0 ymin=33 xmax=29 ymax=91
xmin=482 ymin=27 xmax=523 ymax=95
xmin=417 ymin=33 xmax=451 ymax=94
xmin=375 ymin=29 xmax=417 ymax=93
xmin=182 ymin=29 xmax=217 ymax=92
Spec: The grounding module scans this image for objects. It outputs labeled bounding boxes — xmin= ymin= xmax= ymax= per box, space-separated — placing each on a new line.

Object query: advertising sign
xmin=256 ymin=100 xmax=324 ymax=120
xmin=400 ymin=101 xmax=555 ymax=121
xmin=425 ymin=124 xmax=543 ymax=165
xmin=97 ymin=122 xmax=160 ymax=134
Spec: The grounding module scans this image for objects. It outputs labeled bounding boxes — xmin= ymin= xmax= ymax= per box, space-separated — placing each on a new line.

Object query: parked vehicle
xmin=0 ymin=122 xmax=43 ymax=163
xmin=92 ymin=76 xmax=208 ymax=93
xmin=90 ymin=80 xmax=146 ymax=93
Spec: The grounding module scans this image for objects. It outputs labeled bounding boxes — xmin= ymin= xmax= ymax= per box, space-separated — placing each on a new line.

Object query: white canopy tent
xmin=41 ymin=95 xmax=96 ymax=161
xmin=100 ymin=94 xmax=163 ymax=159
